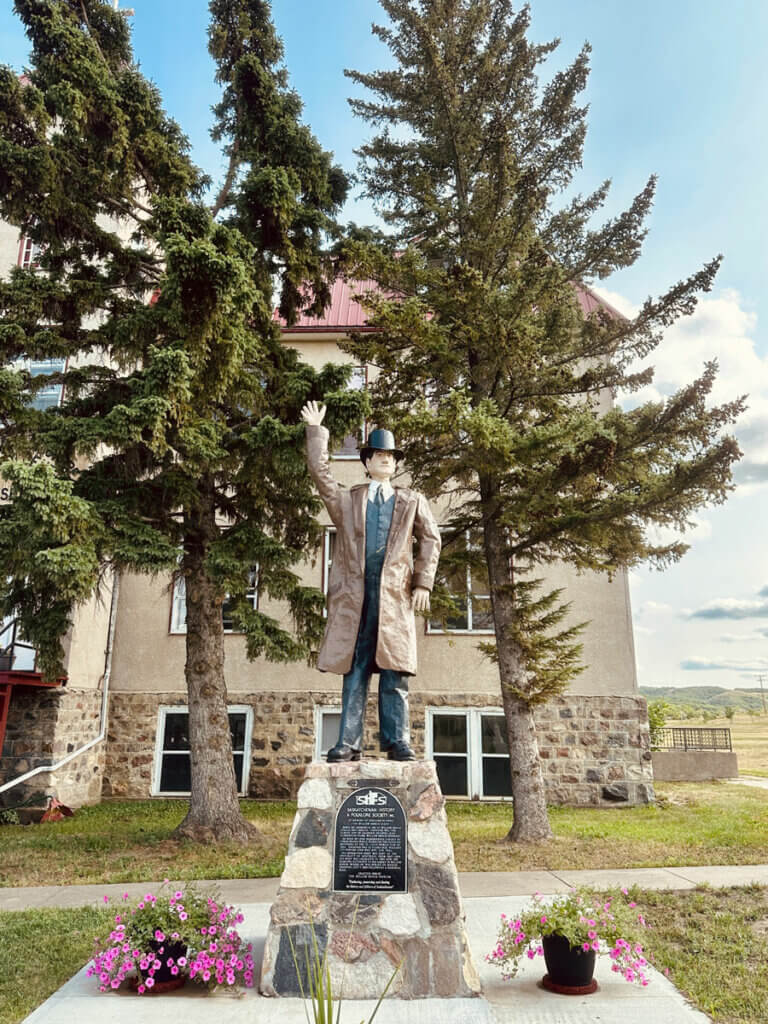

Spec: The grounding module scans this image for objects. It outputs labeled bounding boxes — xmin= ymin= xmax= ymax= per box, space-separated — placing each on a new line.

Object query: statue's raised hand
xmin=301 ymin=401 xmax=327 ymax=426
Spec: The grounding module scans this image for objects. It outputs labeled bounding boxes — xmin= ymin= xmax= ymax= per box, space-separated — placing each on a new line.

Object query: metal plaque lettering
xmin=333 ymin=787 xmax=407 ymax=893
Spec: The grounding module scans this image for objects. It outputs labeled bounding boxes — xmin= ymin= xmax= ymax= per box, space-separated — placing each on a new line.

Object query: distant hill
xmin=640 ymin=685 xmax=767 ymax=713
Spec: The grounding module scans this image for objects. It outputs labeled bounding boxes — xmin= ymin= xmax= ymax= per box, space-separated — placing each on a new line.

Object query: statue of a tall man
xmin=302 ymin=401 xmax=441 ymax=761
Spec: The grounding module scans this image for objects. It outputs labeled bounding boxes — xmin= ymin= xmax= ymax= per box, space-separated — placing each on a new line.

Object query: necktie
xmin=375 ymin=485 xmax=384 ymax=506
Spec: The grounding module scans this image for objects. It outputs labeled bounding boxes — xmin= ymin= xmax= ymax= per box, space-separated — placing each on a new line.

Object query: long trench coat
xmin=306 ymin=424 xmax=441 ymax=676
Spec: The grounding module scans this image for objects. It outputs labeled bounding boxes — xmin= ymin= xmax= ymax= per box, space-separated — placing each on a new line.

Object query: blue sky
xmin=2 ymin=1 xmax=767 ymax=692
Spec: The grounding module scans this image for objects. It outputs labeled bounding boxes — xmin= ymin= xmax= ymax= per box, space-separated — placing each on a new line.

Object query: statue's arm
xmin=412 ymin=493 xmax=441 ymax=611
xmin=302 ymin=403 xmax=344 ymax=526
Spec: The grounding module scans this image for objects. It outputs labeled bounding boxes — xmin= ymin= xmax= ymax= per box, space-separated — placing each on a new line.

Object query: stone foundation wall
xmin=104 ymin=690 xmax=652 ymax=807
xmin=0 ymin=687 xmax=104 ymax=807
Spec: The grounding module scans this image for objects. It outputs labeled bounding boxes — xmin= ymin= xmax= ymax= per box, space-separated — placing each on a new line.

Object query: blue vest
xmin=365 ymin=491 xmax=395 ymax=580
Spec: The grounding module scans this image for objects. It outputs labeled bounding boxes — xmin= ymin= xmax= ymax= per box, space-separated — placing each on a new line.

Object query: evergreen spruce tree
xmin=0 ymin=0 xmax=362 ymax=841
xmin=342 ymin=0 xmax=744 ymax=841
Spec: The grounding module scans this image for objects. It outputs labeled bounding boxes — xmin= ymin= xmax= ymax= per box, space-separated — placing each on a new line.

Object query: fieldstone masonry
xmin=103 ymin=690 xmax=653 ymax=805
xmin=0 ymin=687 xmax=103 ymax=806
xmin=259 ymin=760 xmax=482 ymax=1000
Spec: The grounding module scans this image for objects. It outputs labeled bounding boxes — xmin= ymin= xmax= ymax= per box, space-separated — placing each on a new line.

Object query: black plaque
xmin=333 ymin=787 xmax=407 ymax=893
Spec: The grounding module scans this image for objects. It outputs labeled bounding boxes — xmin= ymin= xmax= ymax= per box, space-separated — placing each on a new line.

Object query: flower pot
xmin=136 ymin=938 xmax=187 ymax=993
xmin=541 ymin=933 xmax=598 ymax=995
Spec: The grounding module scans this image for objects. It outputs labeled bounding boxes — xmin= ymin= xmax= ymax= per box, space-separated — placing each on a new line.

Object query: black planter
xmin=143 ymin=938 xmax=187 ymax=987
xmin=541 ymin=933 xmax=597 ymax=993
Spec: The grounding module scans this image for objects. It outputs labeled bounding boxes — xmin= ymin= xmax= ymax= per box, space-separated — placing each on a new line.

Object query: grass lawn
xmin=1 ymin=781 xmax=767 ymax=887
xmin=451 ymin=781 xmax=768 ymax=871
xmin=0 ymin=905 xmax=110 ymax=1024
xmin=2 ymin=886 xmax=766 ymax=1024
xmin=640 ymin=884 xmax=768 ymax=1023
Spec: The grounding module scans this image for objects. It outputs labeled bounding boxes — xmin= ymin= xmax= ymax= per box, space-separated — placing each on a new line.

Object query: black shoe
xmin=386 ymin=742 xmax=416 ymax=762
xmin=327 ymin=744 xmax=362 ymax=762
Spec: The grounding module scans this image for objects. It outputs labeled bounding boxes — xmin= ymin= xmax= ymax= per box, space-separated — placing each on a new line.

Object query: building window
xmin=0 ymin=616 xmax=37 ymax=671
xmin=170 ymin=567 xmax=259 ymax=634
xmin=427 ymin=531 xmax=494 ymax=634
xmin=314 ymin=705 xmax=342 ymax=760
xmin=322 ymin=527 xmax=336 ymax=614
xmin=18 ymin=236 xmax=43 ymax=271
xmin=27 ymin=357 xmax=66 ymax=411
xmin=152 ymin=705 xmax=253 ymax=795
xmin=426 ymin=708 xmax=512 ymax=799
xmin=332 ymin=365 xmax=367 ymax=458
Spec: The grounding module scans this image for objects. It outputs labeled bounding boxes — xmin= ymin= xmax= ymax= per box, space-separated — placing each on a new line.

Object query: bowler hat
xmin=359 ymin=428 xmax=404 ymax=465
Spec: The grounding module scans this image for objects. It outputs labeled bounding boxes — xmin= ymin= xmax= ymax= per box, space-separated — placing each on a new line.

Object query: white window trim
xmin=426 ymin=531 xmax=494 ymax=635
xmin=170 ymin=570 xmax=259 ymax=635
xmin=426 ymin=706 xmax=512 ymax=801
xmin=18 ymin=236 xmax=43 ymax=271
xmin=331 ymin=365 xmax=367 ymax=460
xmin=313 ymin=704 xmax=342 ymax=761
xmin=151 ymin=704 xmax=253 ymax=797
xmin=322 ymin=527 xmax=336 ymax=616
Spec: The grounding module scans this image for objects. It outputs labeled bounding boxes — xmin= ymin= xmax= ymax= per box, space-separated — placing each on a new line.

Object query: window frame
xmin=313 ymin=704 xmax=343 ymax=761
xmin=169 ymin=568 xmax=259 ymax=635
xmin=17 ymin=236 xmax=43 ymax=271
xmin=425 ymin=706 xmax=512 ymax=801
xmin=151 ymin=704 xmax=253 ymax=797
xmin=331 ymin=364 xmax=368 ymax=460
xmin=426 ymin=531 xmax=494 ymax=635
xmin=321 ymin=526 xmax=336 ymax=615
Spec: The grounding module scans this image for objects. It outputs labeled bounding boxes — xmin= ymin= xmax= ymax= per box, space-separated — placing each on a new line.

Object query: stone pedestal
xmin=259 ymin=759 xmax=481 ymax=1000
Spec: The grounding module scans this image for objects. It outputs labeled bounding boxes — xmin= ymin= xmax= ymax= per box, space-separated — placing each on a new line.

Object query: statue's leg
xmin=379 ymin=671 xmax=414 ymax=760
xmin=328 ymin=589 xmax=376 ymax=759
xmin=334 ymin=658 xmax=372 ymax=754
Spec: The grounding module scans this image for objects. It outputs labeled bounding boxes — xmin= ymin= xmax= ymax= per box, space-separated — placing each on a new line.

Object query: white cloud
xmin=691 ymin=597 xmax=768 ymax=620
xmin=638 ymin=600 xmax=675 ymax=616
xmin=682 ymin=655 xmax=768 ymax=672
xmin=719 ymin=630 xmax=768 ymax=643
xmin=595 ymin=286 xmax=768 ymax=492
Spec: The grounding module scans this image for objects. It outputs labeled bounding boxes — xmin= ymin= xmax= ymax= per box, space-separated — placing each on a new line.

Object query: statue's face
xmin=365 ymin=449 xmax=396 ymax=481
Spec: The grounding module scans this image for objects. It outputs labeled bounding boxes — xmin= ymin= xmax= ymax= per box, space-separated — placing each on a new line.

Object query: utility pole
xmin=758 ymin=674 xmax=767 ymax=714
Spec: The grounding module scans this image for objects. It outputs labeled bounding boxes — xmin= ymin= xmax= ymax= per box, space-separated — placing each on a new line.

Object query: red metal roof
xmin=277 ymin=278 xmax=381 ymax=331
xmin=277 ymin=278 xmax=623 ymax=332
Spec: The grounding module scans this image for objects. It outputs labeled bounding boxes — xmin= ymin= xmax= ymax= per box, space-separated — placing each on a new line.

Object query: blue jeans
xmin=335 ymin=569 xmax=409 ymax=751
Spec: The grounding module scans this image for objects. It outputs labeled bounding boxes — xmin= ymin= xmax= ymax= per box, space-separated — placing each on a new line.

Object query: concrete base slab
xmin=22 ymin=897 xmax=713 ymax=1024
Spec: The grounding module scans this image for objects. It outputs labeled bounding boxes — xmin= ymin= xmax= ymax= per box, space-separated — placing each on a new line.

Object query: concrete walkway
xmin=4 ymin=863 xmax=768 ymax=911
xmin=10 ymin=865 xmax=766 ymax=1024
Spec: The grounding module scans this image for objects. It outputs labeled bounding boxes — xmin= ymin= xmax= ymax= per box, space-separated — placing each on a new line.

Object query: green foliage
xmin=341 ymin=0 xmax=743 ymax=710
xmin=641 ymin=686 xmax=768 ymax=715
xmin=0 ymin=0 xmax=363 ymax=680
xmin=647 ymin=698 xmax=670 ymax=749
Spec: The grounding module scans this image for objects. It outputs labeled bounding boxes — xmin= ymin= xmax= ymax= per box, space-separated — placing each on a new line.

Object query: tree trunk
xmin=174 ymin=490 xmax=261 ymax=844
xmin=483 ymin=514 xmax=553 ymax=843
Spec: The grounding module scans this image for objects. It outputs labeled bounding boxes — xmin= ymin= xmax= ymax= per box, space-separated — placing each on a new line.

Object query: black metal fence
xmin=656 ymin=727 xmax=732 ymax=752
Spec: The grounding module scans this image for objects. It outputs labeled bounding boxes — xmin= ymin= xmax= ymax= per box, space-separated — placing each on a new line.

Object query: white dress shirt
xmin=368 ymin=480 xmax=394 ymax=502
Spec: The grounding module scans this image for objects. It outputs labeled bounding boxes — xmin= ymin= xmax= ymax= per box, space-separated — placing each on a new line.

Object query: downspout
xmin=0 ymin=572 xmax=120 ymax=796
